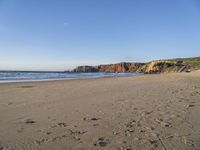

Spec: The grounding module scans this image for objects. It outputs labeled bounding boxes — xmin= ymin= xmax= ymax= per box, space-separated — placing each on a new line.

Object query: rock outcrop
xmin=73 ymin=66 xmax=98 ymax=72
xmin=72 ymin=61 xmax=190 ymax=74
xmin=73 ymin=62 xmax=145 ymax=73
xmin=137 ymin=60 xmax=190 ymax=74
xmin=98 ymin=62 xmax=145 ymax=73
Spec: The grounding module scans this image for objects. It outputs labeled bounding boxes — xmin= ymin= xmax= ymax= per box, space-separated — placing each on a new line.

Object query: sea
xmin=0 ymin=71 xmax=142 ymax=83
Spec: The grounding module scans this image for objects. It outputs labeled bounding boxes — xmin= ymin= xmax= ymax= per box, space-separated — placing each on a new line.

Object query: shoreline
xmin=0 ymin=73 xmax=143 ymax=84
xmin=0 ymin=70 xmax=195 ymax=85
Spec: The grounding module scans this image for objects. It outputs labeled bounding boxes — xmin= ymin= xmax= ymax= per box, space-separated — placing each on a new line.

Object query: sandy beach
xmin=0 ymin=71 xmax=200 ymax=150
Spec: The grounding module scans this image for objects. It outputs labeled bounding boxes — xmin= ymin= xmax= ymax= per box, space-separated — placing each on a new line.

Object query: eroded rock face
xmin=140 ymin=61 xmax=190 ymax=74
xmin=99 ymin=62 xmax=145 ymax=73
xmin=73 ymin=63 xmax=145 ymax=73
xmin=73 ymin=66 xmax=99 ymax=72
xmin=72 ymin=61 xmax=190 ymax=74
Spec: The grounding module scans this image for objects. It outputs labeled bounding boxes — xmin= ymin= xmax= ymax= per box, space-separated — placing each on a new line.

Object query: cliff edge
xmin=73 ymin=61 xmax=190 ymax=74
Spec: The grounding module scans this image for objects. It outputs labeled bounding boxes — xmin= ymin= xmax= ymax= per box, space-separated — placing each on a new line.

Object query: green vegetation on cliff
xmin=167 ymin=57 xmax=200 ymax=70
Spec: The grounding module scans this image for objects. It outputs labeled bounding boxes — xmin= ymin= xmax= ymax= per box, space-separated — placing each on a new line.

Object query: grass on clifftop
xmin=167 ymin=57 xmax=200 ymax=69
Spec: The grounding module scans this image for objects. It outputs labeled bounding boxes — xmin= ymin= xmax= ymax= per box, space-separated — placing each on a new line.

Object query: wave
xmin=0 ymin=71 xmax=143 ymax=83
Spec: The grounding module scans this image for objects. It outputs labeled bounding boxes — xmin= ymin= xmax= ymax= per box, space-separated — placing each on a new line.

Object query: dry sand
xmin=0 ymin=71 xmax=200 ymax=150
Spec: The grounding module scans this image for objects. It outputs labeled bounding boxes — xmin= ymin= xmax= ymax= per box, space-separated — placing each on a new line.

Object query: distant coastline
xmin=72 ymin=57 xmax=200 ymax=74
xmin=0 ymin=57 xmax=199 ymax=83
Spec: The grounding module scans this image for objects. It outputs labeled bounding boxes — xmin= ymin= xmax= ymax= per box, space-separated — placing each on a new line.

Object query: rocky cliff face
xmin=72 ymin=61 xmax=190 ymax=74
xmin=98 ymin=62 xmax=145 ymax=73
xmin=73 ymin=66 xmax=98 ymax=72
xmin=138 ymin=61 xmax=190 ymax=74
xmin=73 ymin=62 xmax=145 ymax=73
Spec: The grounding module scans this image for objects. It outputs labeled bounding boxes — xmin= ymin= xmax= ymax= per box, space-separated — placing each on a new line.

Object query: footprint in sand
xmin=155 ymin=118 xmax=172 ymax=128
xmin=49 ymin=122 xmax=67 ymax=129
xmin=93 ymin=137 xmax=110 ymax=147
xmin=148 ymin=139 xmax=158 ymax=148
xmin=35 ymin=138 xmax=49 ymax=145
xmin=57 ymin=122 xmax=67 ymax=127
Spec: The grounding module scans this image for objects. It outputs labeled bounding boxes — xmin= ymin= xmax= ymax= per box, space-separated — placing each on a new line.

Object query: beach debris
xmin=25 ymin=119 xmax=36 ymax=124
xmin=94 ymin=137 xmax=110 ymax=147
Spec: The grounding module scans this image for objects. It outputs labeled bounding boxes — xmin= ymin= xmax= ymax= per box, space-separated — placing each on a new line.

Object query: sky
xmin=0 ymin=0 xmax=200 ymax=71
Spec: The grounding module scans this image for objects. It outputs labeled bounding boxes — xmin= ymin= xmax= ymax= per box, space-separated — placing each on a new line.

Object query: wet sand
xmin=0 ymin=71 xmax=200 ymax=150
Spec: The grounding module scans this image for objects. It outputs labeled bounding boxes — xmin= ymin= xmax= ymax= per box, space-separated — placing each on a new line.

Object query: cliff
xmin=72 ymin=57 xmax=197 ymax=74
xmin=98 ymin=62 xmax=145 ymax=73
xmin=138 ymin=60 xmax=190 ymax=74
xmin=73 ymin=66 xmax=98 ymax=72
xmin=73 ymin=62 xmax=145 ymax=73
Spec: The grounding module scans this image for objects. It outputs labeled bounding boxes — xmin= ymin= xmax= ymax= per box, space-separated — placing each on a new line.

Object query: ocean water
xmin=0 ymin=71 xmax=142 ymax=83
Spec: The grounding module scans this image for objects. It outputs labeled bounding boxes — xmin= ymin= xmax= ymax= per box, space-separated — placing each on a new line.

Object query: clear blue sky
xmin=0 ymin=0 xmax=200 ymax=71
